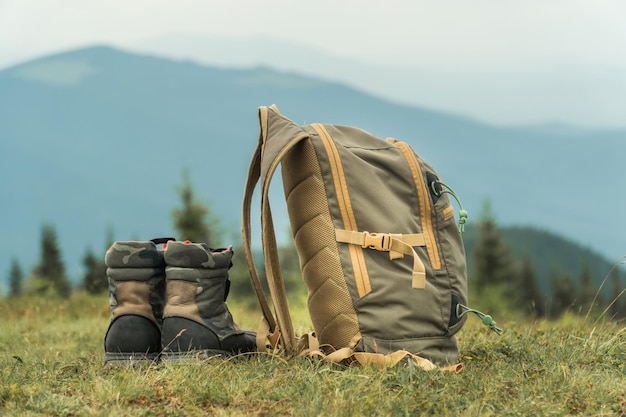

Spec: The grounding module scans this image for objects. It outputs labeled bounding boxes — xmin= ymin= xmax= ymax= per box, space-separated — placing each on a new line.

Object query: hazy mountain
xmin=129 ymin=34 xmax=626 ymax=129
xmin=0 ymin=45 xmax=624 ymax=290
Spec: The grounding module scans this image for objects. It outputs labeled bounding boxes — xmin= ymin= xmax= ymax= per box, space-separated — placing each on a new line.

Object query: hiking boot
xmin=160 ymin=241 xmax=256 ymax=363
xmin=103 ymin=238 xmax=170 ymax=366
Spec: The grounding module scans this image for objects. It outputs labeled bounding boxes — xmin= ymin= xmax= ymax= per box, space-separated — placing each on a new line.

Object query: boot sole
xmin=160 ymin=349 xmax=234 ymax=365
xmin=104 ymin=352 xmax=159 ymax=367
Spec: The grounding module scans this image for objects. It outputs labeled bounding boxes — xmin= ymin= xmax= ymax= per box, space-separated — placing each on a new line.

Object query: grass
xmin=0 ymin=293 xmax=624 ymax=416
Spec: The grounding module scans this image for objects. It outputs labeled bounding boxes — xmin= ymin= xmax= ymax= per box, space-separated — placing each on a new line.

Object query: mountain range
xmin=128 ymin=34 xmax=626 ymax=129
xmin=1 ymin=45 xmax=624 ymax=290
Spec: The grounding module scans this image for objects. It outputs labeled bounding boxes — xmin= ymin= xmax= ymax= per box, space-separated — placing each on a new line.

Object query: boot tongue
xmin=209 ymin=247 xmax=234 ymax=269
xmin=164 ymin=241 xmax=214 ymax=268
xmin=164 ymin=241 xmax=233 ymax=269
xmin=150 ymin=237 xmax=175 ymax=246
xmin=106 ymin=240 xmax=166 ymax=269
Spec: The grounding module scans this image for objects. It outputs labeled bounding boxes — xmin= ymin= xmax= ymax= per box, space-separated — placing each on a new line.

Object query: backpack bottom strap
xmin=255 ymin=317 xmax=463 ymax=372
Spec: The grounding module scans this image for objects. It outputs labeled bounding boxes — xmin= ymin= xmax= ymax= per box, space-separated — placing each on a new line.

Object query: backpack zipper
xmin=390 ymin=140 xmax=442 ymax=270
xmin=311 ymin=123 xmax=372 ymax=297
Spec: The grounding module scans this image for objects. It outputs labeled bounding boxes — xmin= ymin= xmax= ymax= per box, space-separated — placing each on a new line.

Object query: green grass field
xmin=1 ymin=293 xmax=624 ymax=416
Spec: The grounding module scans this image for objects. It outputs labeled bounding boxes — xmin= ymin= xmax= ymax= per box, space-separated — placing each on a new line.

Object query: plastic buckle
xmin=362 ymin=232 xmax=391 ymax=251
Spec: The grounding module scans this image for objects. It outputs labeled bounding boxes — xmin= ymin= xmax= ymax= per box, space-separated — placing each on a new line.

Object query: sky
xmin=1 ymin=0 xmax=626 ymax=127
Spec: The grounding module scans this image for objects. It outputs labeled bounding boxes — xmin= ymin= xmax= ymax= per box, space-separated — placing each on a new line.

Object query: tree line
xmin=4 ymin=175 xmax=625 ymax=322
xmin=5 ymin=170 xmax=219 ymax=299
xmin=469 ymin=204 xmax=625 ymax=320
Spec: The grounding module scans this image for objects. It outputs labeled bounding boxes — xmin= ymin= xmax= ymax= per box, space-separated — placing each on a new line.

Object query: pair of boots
xmin=104 ymin=238 xmax=256 ymax=365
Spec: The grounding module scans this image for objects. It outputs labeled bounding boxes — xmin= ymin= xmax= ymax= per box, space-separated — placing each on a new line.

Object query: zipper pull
xmin=456 ymin=304 xmax=503 ymax=335
xmin=431 ymin=180 xmax=468 ymax=232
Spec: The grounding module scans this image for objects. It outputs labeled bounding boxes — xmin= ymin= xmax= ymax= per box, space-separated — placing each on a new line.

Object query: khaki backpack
xmin=242 ymin=105 xmax=489 ymax=371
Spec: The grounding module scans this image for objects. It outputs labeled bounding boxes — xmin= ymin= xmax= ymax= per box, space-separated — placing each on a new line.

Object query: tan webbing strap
xmin=323 ymin=347 xmax=355 ymax=363
xmin=296 ymin=332 xmax=321 ymax=358
xmin=354 ymin=351 xmax=436 ymax=369
xmin=255 ymin=317 xmax=281 ymax=353
xmin=255 ymin=318 xmax=462 ymax=371
xmin=318 ymin=348 xmax=462 ymax=372
xmin=335 ymin=229 xmax=427 ymax=289
xmin=242 ymin=105 xmax=311 ymax=355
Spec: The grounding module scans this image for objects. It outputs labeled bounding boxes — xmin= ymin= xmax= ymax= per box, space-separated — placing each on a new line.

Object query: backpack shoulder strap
xmin=241 ymin=132 xmax=275 ymax=333
xmin=242 ymin=105 xmax=310 ymax=355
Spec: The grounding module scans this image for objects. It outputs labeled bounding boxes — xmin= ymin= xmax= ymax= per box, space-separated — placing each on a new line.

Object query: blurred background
xmin=1 ymin=0 xmax=624 ymax=318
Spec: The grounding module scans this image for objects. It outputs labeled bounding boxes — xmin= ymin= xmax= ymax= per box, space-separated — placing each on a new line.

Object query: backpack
xmin=242 ymin=105 xmax=483 ymax=370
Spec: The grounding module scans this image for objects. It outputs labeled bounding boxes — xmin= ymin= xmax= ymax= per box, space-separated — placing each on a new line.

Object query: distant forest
xmin=463 ymin=224 xmax=622 ymax=295
xmin=5 ymin=178 xmax=625 ymax=322
xmin=461 ymin=214 xmax=624 ymax=320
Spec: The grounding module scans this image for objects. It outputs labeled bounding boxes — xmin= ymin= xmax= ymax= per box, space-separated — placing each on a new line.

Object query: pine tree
xmin=9 ymin=257 xmax=24 ymax=298
xmin=82 ymin=227 xmax=114 ymax=294
xmin=608 ymin=270 xmax=625 ymax=320
xmin=470 ymin=202 xmax=515 ymax=290
xmin=227 ymin=243 xmax=256 ymax=301
xmin=172 ymin=170 xmax=218 ymax=245
xmin=516 ymin=255 xmax=545 ymax=317
xmin=82 ymin=246 xmax=107 ymax=294
xmin=467 ymin=202 xmax=520 ymax=316
xmin=578 ymin=259 xmax=597 ymax=312
xmin=33 ymin=223 xmax=72 ymax=298
xmin=550 ymin=266 xmax=576 ymax=317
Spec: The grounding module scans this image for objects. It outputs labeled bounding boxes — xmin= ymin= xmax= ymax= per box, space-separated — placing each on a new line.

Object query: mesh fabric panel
xmin=282 ymin=139 xmax=360 ymax=348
